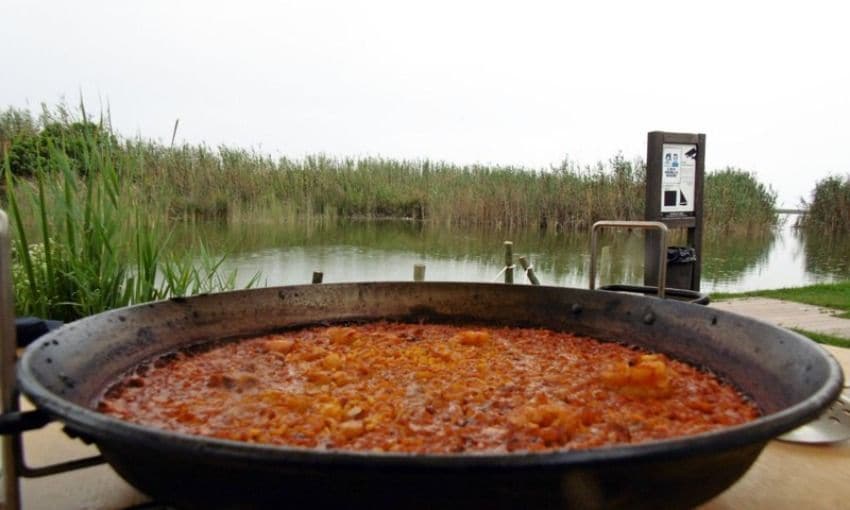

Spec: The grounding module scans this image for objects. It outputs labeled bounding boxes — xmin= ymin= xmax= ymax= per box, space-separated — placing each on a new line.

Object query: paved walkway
xmin=711 ymin=297 xmax=850 ymax=339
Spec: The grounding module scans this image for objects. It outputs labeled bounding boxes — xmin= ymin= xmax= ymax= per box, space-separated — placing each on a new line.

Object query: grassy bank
xmin=711 ymin=281 xmax=850 ymax=319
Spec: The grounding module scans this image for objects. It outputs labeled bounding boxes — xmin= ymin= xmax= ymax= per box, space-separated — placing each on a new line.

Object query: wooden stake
xmin=413 ymin=264 xmax=426 ymax=282
xmin=518 ymin=256 xmax=540 ymax=285
xmin=504 ymin=241 xmax=514 ymax=284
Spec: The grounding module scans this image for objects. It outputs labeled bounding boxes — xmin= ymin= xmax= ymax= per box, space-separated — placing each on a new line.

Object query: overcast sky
xmin=4 ymin=1 xmax=849 ymax=207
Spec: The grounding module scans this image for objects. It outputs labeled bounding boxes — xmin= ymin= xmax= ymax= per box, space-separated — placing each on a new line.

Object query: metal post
xmin=0 ymin=211 xmax=108 ymax=507
xmin=1 ymin=210 xmax=21 ymax=510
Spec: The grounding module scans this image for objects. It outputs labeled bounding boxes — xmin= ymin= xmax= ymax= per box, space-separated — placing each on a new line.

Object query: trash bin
xmin=666 ymin=246 xmax=696 ymax=290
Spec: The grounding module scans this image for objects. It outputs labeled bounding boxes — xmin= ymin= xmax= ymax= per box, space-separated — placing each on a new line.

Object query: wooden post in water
xmin=504 ymin=241 xmax=514 ymax=284
xmin=518 ymin=256 xmax=540 ymax=285
xmin=413 ymin=264 xmax=426 ymax=282
xmin=312 ymin=271 xmax=324 ymax=284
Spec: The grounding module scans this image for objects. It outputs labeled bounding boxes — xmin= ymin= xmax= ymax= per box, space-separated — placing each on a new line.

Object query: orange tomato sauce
xmin=97 ymin=322 xmax=760 ymax=453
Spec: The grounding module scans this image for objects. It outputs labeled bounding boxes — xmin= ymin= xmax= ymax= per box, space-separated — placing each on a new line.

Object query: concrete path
xmin=711 ymin=297 xmax=850 ymax=339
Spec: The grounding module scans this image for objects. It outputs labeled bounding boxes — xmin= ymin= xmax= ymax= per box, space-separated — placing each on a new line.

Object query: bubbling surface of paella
xmin=97 ymin=322 xmax=760 ymax=453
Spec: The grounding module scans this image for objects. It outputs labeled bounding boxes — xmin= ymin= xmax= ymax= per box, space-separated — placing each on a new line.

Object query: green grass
xmin=711 ymin=281 xmax=850 ymax=319
xmin=789 ymin=328 xmax=850 ymax=349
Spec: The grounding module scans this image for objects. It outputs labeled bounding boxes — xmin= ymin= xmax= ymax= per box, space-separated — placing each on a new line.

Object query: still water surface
xmin=175 ymin=214 xmax=849 ymax=293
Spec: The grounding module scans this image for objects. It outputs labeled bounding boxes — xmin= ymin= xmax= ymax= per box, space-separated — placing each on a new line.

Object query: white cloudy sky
xmin=4 ymin=0 xmax=849 ymax=207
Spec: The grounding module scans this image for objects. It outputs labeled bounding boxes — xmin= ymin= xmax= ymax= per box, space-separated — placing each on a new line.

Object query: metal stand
xmin=590 ymin=221 xmax=669 ymax=298
xmin=1 ymin=211 xmax=104 ymax=510
xmin=1 ymin=211 xmax=20 ymax=510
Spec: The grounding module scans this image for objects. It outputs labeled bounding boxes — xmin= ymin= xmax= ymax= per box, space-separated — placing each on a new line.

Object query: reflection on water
xmin=700 ymin=227 xmax=776 ymax=291
xmin=798 ymin=229 xmax=850 ymax=278
xmin=170 ymin=214 xmax=848 ymax=293
xmin=703 ymin=215 xmax=850 ymax=292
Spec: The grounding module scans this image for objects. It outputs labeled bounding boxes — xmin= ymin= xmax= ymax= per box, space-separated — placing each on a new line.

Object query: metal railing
xmin=589 ymin=220 xmax=669 ymax=299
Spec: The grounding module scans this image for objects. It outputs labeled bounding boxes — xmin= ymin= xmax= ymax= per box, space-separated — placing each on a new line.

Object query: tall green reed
xmin=125 ymin=145 xmax=651 ymax=232
xmin=3 ymin=118 xmax=254 ymax=321
xmin=126 ymin=145 xmax=775 ymax=233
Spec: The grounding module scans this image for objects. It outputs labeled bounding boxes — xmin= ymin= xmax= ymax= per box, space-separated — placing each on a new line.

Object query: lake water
xmin=174 ymin=214 xmax=849 ymax=293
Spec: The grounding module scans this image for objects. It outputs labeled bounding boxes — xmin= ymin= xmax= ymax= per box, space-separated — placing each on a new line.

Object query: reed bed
xmin=703 ymin=168 xmax=778 ymax=232
xmin=125 ymin=145 xmax=648 ymax=231
xmin=1 ymin=105 xmax=784 ymax=319
xmin=799 ymin=175 xmax=850 ymax=234
xmin=2 ymin=105 xmax=779 ymax=234
xmin=125 ymin=145 xmax=775 ymax=233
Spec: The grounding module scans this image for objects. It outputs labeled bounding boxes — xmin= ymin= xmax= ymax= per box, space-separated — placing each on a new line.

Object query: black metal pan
xmin=7 ymin=282 xmax=845 ymax=509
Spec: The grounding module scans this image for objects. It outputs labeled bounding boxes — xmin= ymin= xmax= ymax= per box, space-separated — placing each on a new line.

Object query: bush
xmin=7 ymin=121 xmax=117 ymax=176
xmin=0 ymin=106 xmax=117 ymax=176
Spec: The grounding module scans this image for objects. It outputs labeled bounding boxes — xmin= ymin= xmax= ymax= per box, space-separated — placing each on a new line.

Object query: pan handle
xmin=0 ymin=409 xmax=52 ymax=435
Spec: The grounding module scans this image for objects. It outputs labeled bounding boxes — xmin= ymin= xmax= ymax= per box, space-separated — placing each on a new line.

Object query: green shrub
xmin=0 ymin=105 xmax=117 ymax=176
xmin=8 ymin=121 xmax=117 ymax=176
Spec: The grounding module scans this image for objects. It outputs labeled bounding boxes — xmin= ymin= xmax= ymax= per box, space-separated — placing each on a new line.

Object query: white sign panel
xmin=660 ymin=143 xmax=697 ymax=214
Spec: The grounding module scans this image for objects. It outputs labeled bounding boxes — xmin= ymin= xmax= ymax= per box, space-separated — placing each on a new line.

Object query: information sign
xmin=660 ymin=143 xmax=697 ymax=215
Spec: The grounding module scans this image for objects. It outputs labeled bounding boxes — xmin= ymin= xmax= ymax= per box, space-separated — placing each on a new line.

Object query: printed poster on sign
xmin=661 ymin=143 xmax=697 ymax=215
